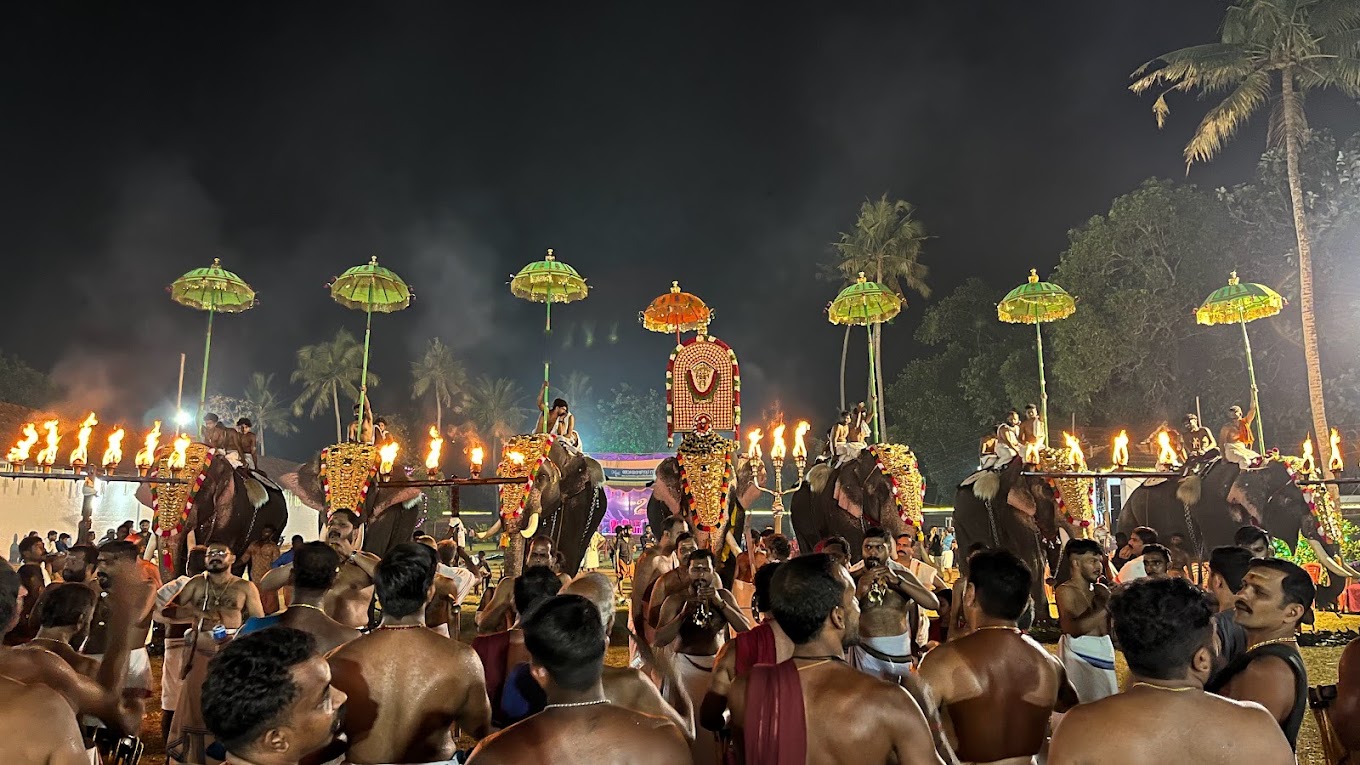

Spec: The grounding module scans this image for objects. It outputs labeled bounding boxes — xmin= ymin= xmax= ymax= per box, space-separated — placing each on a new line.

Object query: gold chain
xmin=1247 ymin=637 xmax=1297 ymax=652
xmin=795 ymin=659 xmax=835 ymax=672
xmin=287 ymin=603 xmax=326 ymax=614
xmin=1132 ymin=682 xmax=1196 ymax=693
xmin=972 ymin=625 xmax=1020 ymax=634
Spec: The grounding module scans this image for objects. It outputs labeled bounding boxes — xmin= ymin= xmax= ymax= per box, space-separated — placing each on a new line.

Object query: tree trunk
xmin=258 ymin=425 xmax=266 ymax=457
xmin=839 ymin=325 xmax=850 ymax=412
xmin=1282 ymin=69 xmax=1334 ymax=487
xmin=332 ymin=383 xmax=342 ymax=443
xmin=436 ymin=394 xmax=443 ymax=433
xmin=874 ymin=322 xmax=888 ymax=438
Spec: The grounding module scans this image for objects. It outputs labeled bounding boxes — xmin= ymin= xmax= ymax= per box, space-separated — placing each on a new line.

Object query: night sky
xmin=2 ymin=2 xmax=1354 ymax=456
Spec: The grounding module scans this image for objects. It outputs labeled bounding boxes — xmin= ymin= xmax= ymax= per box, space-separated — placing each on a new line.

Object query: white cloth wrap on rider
xmin=1222 ymin=441 xmax=1260 ymax=466
xmin=1058 ymin=634 xmax=1118 ymax=703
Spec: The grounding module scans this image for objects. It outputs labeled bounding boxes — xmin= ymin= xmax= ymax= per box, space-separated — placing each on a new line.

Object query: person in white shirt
xmin=1116 ymin=527 xmax=1158 ymax=583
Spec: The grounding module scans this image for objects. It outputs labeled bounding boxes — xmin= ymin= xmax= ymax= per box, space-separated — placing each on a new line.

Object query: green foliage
xmin=242 ymin=372 xmax=296 ymax=457
xmin=291 ymin=328 xmax=376 ymax=441
xmin=0 ymin=349 xmax=57 ymax=408
xmin=410 ymin=337 xmax=466 ymax=430
xmin=204 ymin=395 xmax=251 ymax=427
xmin=464 ymin=376 xmax=531 ymax=457
xmin=587 ymin=384 xmax=669 ymax=454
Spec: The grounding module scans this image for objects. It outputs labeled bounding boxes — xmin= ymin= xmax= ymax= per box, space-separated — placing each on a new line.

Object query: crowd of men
xmin=0 ymin=502 xmax=1357 ymax=765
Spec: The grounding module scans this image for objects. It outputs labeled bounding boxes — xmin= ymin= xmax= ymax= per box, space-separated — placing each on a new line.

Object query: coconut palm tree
xmin=465 ymin=375 xmax=531 ymax=459
xmin=410 ymin=337 xmax=466 ymax=432
xmin=831 ymin=194 xmax=932 ymax=435
xmin=291 ymin=329 xmax=377 ymax=442
xmin=1130 ymin=0 xmax=1360 ymax=475
xmin=243 ymin=372 xmax=296 ymax=457
xmin=554 ymin=370 xmax=594 ymax=411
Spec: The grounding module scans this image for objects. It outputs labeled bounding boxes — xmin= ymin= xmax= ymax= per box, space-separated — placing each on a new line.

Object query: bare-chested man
xmin=919 ymin=549 xmax=1076 ymax=765
xmin=731 ymin=529 xmax=767 ymax=616
xmin=655 ymin=548 xmax=749 ymax=763
xmin=0 ymin=672 xmax=90 ymax=764
xmin=1335 ymin=636 xmax=1360 ymax=752
xmin=645 ymin=531 xmax=699 ymax=631
xmin=420 ymin=537 xmax=479 ymax=637
xmin=729 ymin=554 xmax=946 ymax=765
xmin=849 ymin=528 xmax=938 ymax=681
xmin=468 ymin=595 xmax=689 ymax=764
xmin=1220 ymin=404 xmax=1259 ymax=465
xmin=261 ymin=509 xmax=381 ymax=629
xmin=476 ymin=535 xmax=570 ymax=634
xmin=152 ymin=544 xmax=206 ymax=741
xmin=1206 ymin=558 xmax=1313 ymax=750
xmin=630 ymin=515 xmax=689 ymax=643
xmin=237 ymin=542 xmax=360 ymax=654
xmin=1020 ymin=403 xmax=1045 ymax=455
xmin=471 ymin=565 xmax=563 ymax=728
xmin=239 ymin=523 xmax=282 ymax=613
xmin=1054 ymin=538 xmax=1116 ymax=703
xmin=19 ymin=583 xmax=101 ymax=677
xmin=330 ymin=543 xmax=492 ymax=764
xmin=701 ymin=561 xmax=794 ymax=737
xmin=1048 ymin=577 xmax=1292 ymax=764
xmin=564 ymin=573 xmax=694 ymax=739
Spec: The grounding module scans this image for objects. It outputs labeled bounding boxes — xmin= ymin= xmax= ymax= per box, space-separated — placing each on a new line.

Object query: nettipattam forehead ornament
xmin=865 ymin=443 xmax=924 ymax=530
xmin=677 ymin=416 xmax=736 ymax=536
xmin=320 ymin=442 xmax=378 ymax=520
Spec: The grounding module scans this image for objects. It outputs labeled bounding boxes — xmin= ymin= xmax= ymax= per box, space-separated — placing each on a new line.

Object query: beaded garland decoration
xmin=866 ymin=443 xmax=925 ymax=530
xmin=497 ymin=433 xmax=557 ymax=524
xmin=320 ymin=443 xmax=378 ymax=519
xmin=676 ymin=427 xmax=735 ymax=542
xmin=1039 ymin=446 xmax=1095 ymax=529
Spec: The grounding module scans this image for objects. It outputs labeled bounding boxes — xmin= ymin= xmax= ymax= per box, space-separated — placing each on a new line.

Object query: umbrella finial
xmin=1028 ymin=268 xmax=1039 ymax=284
xmin=671 ymin=281 xmax=680 ymax=293
xmin=856 ymin=272 xmax=867 ymax=283
xmin=211 ymin=257 xmax=222 ymax=267
xmin=370 ymin=256 xmax=378 ymax=265
xmin=546 ymin=248 xmax=555 ymax=261
xmin=1228 ymin=271 xmax=1239 ymax=285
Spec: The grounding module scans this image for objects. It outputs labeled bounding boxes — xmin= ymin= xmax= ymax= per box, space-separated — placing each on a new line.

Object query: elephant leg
xmin=505 ymin=519 xmax=524 ymax=579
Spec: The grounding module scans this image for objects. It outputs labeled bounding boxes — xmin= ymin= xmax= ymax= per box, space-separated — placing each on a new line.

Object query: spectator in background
xmin=55 ymin=533 xmax=71 ymax=553
xmin=1235 ymin=526 xmax=1272 ymax=559
xmin=1116 ymin=527 xmax=1159 ymax=583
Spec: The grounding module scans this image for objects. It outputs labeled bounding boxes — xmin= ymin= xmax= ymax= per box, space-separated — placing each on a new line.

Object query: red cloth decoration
xmin=472 ymin=630 xmax=513 ymax=725
xmin=734 ymin=622 xmax=777 ymax=677
xmin=743 ymin=659 xmax=807 ymax=765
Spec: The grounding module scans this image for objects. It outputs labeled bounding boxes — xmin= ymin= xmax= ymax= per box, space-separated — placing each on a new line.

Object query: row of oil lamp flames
xmin=1097 ymin=429 xmax=1341 ymax=473
xmin=3 ymin=417 xmax=191 ymax=475
xmin=378 ymin=428 xmax=487 ymax=480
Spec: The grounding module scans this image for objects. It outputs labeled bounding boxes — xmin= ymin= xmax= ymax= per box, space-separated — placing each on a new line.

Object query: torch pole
xmin=1239 ymin=311 xmax=1265 ymax=450
xmin=198 ymin=307 xmax=214 ymax=425
xmin=1036 ymin=321 xmax=1049 ymax=444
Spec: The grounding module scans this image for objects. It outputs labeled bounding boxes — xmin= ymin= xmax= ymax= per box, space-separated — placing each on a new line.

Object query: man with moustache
xmin=153 ymin=545 xmax=208 ymax=741
xmin=644 ymin=531 xmax=699 ymax=632
xmin=164 ymin=540 xmax=266 ymax=763
xmin=1054 ymin=538 xmax=1117 ymax=703
xmin=701 ymin=562 xmax=794 ymax=737
xmin=261 ymin=510 xmax=381 ymax=630
xmin=6 ymin=534 xmax=49 ymax=644
xmin=329 ymin=543 xmax=492 ymax=764
xmin=237 ymin=542 xmax=360 ymax=654
xmin=917 ymin=549 xmax=1077 ymax=765
xmin=476 ymin=535 xmax=570 ymax=633
xmin=1048 ymin=577 xmax=1292 ymax=764
xmin=630 ymin=514 xmax=689 ymax=644
xmin=728 ymin=554 xmax=945 ymax=765
xmin=85 ymin=541 xmax=160 ymax=712
xmin=849 ymin=528 xmax=938 ymax=681
xmin=203 ymin=627 xmax=348 ymax=765
xmin=1207 ymin=558 xmax=1314 ymax=749
xmin=1206 ymin=546 xmax=1252 ymax=679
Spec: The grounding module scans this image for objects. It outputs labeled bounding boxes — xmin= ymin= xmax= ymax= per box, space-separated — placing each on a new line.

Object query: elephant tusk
xmin=1307 ymin=538 xmax=1354 ymax=579
xmin=520 ymin=513 xmax=541 ymax=539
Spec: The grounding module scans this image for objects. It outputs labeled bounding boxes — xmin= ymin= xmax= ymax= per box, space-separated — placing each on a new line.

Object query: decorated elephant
xmin=1120 ymin=457 xmax=1359 ymax=607
xmin=277 ymin=443 xmax=425 ymax=558
xmin=484 ymin=433 xmax=607 ymax=579
xmin=137 ymin=443 xmax=289 ymax=580
xmin=646 ymin=427 xmax=765 ymax=587
xmin=952 ymin=456 xmax=1065 ymax=618
xmin=787 ymin=444 xmax=925 ymax=566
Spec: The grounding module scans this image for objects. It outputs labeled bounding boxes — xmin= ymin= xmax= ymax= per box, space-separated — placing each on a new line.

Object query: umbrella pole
xmin=1239 ymin=313 xmax=1265 ymax=449
xmin=1036 ymin=321 xmax=1049 ymax=444
xmin=198 ymin=307 xmax=214 ymax=424
xmin=543 ymin=303 xmax=551 ymax=429
xmin=867 ymin=324 xmax=879 ymax=442
xmin=358 ymin=307 xmax=372 ymax=433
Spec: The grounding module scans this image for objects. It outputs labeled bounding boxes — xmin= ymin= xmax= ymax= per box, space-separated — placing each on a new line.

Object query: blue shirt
xmin=237 ymin=614 xmax=284 ymax=637
xmin=271 ymin=550 xmax=295 ymax=569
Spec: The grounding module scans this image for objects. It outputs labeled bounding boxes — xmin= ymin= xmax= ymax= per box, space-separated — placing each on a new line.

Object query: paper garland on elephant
xmin=319 ymin=443 xmax=378 ymax=519
xmin=666 ymin=334 xmax=740 ymax=443
xmin=1279 ymin=455 xmax=1344 ymax=546
xmin=865 ymin=443 xmax=925 ymax=530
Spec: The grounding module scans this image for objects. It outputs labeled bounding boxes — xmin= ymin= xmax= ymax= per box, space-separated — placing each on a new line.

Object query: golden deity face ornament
xmin=676 ymin=428 xmax=736 ymax=551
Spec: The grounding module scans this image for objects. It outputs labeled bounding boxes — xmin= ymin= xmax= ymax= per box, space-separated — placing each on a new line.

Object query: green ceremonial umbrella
xmin=828 ymin=273 xmax=903 ymax=442
xmin=170 ymin=258 xmax=256 ymax=426
xmin=1195 ymin=271 xmax=1285 ymax=449
xmin=329 ymin=256 xmax=411 ymax=431
xmin=997 ymin=269 xmax=1076 ymax=443
xmin=509 ymin=249 xmax=589 ymax=424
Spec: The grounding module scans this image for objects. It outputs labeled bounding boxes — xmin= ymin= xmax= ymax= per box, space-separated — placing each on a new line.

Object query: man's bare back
xmin=275 ymin=606 xmax=359 ymax=655
xmin=468 ymin=704 xmax=689 ymax=765
xmin=0 ymin=675 xmax=90 ymax=765
xmin=329 ymin=627 xmax=492 ymax=763
xmin=632 ymin=546 xmax=675 ymax=631
xmin=1048 ymin=686 xmax=1292 ymax=764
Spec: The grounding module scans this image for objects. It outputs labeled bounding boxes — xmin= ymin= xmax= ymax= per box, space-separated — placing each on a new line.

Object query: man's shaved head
xmin=564 ymin=573 xmax=615 ymax=632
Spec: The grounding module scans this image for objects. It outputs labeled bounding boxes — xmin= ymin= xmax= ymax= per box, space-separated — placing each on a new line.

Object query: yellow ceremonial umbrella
xmin=1195 ymin=271 xmax=1285 ymax=448
xmin=827 ymin=273 xmax=902 ymax=442
xmin=997 ymin=269 xmax=1076 ymax=443
xmin=510 ymin=249 xmax=589 ymax=424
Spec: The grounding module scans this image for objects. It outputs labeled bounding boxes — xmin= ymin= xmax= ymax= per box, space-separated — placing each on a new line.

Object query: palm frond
xmin=1308 ymin=0 xmax=1360 ymax=36
xmin=1184 ymin=68 xmax=1273 ymax=166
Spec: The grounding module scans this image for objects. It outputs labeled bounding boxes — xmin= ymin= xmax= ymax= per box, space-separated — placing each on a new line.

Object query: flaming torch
xmin=101 ymin=427 xmax=125 ymax=474
xmin=469 ymin=444 xmax=484 ymax=479
xmin=35 ymin=420 xmax=60 ymax=473
xmin=1328 ymin=429 xmax=1344 ymax=474
xmin=135 ymin=421 xmax=162 ymax=476
xmin=1156 ymin=431 xmax=1180 ymax=469
xmin=1112 ymin=430 xmax=1130 ymax=468
xmin=1302 ymin=437 xmax=1316 ymax=475
xmin=746 ymin=428 xmax=763 ymax=462
xmin=1062 ymin=432 xmax=1087 ymax=471
xmin=7 ymin=423 xmax=38 ymax=471
xmin=792 ymin=421 xmax=810 ymax=484
xmin=378 ymin=441 xmax=399 ymax=479
xmin=425 ymin=426 xmax=443 ymax=479
xmin=68 ymin=413 xmax=98 ymax=470
xmin=169 ymin=435 xmax=191 ymax=469
xmin=507 ymin=450 xmax=526 ymax=467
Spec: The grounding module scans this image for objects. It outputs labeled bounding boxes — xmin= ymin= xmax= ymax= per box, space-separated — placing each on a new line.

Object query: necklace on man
xmin=545 ymin=698 xmax=609 ymax=710
xmin=1248 ymin=636 xmax=1297 ymax=652
xmin=288 ymin=603 xmax=326 ymax=614
xmin=1132 ymin=682 xmax=1196 ymax=693
xmin=376 ymin=623 xmax=426 ymax=631
xmin=972 ymin=625 xmax=1020 ymax=634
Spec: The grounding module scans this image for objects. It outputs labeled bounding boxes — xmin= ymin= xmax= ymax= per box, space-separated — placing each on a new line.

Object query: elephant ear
xmin=277 ymin=459 xmax=325 ymax=513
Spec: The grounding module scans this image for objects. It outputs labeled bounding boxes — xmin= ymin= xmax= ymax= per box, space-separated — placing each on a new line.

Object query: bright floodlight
xmin=174 ymin=410 xmax=191 ymax=427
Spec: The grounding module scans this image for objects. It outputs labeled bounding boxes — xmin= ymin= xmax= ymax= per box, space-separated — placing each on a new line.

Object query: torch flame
xmin=1302 ymin=437 xmax=1315 ymax=472
xmin=7 ymin=423 xmax=38 ymax=463
xmin=507 ymin=450 xmax=526 ymax=466
xmin=102 ymin=427 xmax=125 ymax=468
xmin=1156 ymin=430 xmax=1179 ymax=466
xmin=770 ymin=424 xmax=787 ymax=461
xmin=792 ymin=421 xmax=809 ymax=459
xmin=136 ymin=421 xmax=162 ymax=468
xmin=1062 ymin=432 xmax=1086 ymax=470
xmin=425 ymin=426 xmax=443 ymax=471
xmin=1112 ymin=430 xmax=1130 ymax=467
xmin=746 ymin=428 xmax=763 ymax=461
xmin=68 ymin=413 xmax=98 ymax=466
xmin=379 ymin=441 xmax=399 ymax=473
xmin=35 ymin=420 xmax=60 ymax=466
xmin=470 ymin=445 xmax=484 ymax=468
xmin=169 ymin=434 xmax=190 ymax=469
xmin=1328 ymin=428 xmax=1343 ymax=472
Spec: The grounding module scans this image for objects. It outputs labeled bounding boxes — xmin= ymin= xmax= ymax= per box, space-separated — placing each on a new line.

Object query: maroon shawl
xmin=735 ymin=622 xmax=777 ymax=676
xmin=743 ymin=660 xmax=807 ymax=765
xmin=472 ymin=630 xmax=512 ymax=725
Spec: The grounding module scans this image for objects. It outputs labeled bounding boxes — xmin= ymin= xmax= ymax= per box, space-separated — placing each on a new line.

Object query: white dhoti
xmin=162 ymin=637 xmax=188 ymax=711
xmin=1058 ymin=634 xmax=1118 ymax=703
xmin=938 ymin=550 xmax=954 ymax=570
xmin=1223 ymin=441 xmax=1260 ymax=466
xmin=83 ymin=646 xmax=153 ymax=727
xmin=980 ymin=442 xmax=1019 ymax=471
xmin=663 ymin=652 xmax=719 ymax=765
xmin=849 ymin=631 xmax=915 ymax=684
